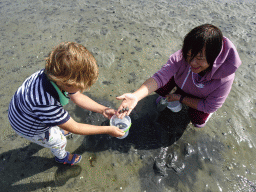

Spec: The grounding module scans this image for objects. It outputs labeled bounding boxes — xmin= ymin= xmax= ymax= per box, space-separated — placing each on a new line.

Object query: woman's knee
xmin=189 ymin=108 xmax=212 ymax=128
xmin=193 ymin=122 xmax=207 ymax=128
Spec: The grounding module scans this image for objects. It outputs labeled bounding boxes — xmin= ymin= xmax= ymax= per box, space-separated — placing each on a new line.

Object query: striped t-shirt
xmin=8 ymin=69 xmax=70 ymax=137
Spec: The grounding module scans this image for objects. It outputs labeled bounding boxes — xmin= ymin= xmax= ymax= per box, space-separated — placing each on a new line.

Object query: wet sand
xmin=0 ymin=0 xmax=256 ymax=191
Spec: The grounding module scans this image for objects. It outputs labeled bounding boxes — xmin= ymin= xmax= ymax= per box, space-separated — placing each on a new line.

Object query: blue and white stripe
xmin=8 ymin=69 xmax=70 ymax=137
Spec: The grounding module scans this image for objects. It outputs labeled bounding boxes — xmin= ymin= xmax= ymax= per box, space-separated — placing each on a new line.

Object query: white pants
xmin=15 ymin=126 xmax=67 ymax=159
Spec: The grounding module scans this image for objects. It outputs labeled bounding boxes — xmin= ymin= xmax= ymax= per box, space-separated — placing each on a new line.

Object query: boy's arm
xmin=58 ymin=117 xmax=124 ymax=137
xmin=69 ymin=92 xmax=109 ymax=114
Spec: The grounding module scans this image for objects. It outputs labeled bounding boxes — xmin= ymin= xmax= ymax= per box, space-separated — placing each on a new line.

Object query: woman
xmin=116 ymin=24 xmax=241 ymax=128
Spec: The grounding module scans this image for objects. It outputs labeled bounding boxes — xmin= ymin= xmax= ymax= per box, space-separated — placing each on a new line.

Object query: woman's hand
xmin=165 ymin=93 xmax=180 ymax=102
xmin=108 ymin=126 xmax=125 ymax=137
xmin=102 ymin=108 xmax=117 ymax=119
xmin=166 ymin=93 xmax=201 ymax=110
xmin=116 ymin=93 xmax=138 ymax=119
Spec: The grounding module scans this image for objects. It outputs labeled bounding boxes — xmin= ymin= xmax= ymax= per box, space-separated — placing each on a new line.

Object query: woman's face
xmin=187 ymin=48 xmax=210 ymax=74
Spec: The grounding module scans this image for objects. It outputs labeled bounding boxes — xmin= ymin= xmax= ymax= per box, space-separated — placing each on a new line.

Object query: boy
xmin=8 ymin=42 xmax=124 ymax=165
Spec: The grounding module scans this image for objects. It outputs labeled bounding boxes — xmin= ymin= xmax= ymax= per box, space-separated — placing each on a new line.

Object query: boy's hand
xmin=108 ymin=126 xmax=125 ymax=137
xmin=116 ymin=93 xmax=138 ymax=119
xmin=102 ymin=108 xmax=116 ymax=119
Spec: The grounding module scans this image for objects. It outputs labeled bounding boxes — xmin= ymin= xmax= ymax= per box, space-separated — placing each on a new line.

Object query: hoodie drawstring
xmin=181 ymin=67 xmax=191 ymax=89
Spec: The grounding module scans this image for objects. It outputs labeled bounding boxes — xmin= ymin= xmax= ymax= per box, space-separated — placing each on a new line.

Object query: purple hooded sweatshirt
xmin=152 ymin=37 xmax=241 ymax=114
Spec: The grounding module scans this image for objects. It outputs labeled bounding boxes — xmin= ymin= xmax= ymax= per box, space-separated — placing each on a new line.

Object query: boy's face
xmin=56 ymin=81 xmax=80 ymax=93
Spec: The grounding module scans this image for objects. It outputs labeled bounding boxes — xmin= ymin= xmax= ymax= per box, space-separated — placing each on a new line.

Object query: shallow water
xmin=0 ymin=0 xmax=256 ymax=191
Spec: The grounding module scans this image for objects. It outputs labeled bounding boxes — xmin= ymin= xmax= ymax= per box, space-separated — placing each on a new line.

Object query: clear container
xmin=156 ymin=97 xmax=168 ymax=112
xmin=110 ymin=115 xmax=131 ymax=139
xmin=167 ymin=101 xmax=182 ymax=112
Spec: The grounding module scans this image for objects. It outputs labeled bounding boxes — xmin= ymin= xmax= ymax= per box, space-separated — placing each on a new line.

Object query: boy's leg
xmin=188 ymin=108 xmax=213 ymax=128
xmin=15 ymin=126 xmax=67 ymax=159
xmin=46 ymin=126 xmax=68 ymax=159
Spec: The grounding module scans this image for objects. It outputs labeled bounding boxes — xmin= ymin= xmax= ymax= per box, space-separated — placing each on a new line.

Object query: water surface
xmin=0 ymin=0 xmax=256 ymax=191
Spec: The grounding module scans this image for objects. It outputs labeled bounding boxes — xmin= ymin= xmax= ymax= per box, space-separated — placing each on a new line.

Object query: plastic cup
xmin=167 ymin=101 xmax=182 ymax=112
xmin=110 ymin=115 xmax=131 ymax=139
xmin=156 ymin=97 xmax=168 ymax=112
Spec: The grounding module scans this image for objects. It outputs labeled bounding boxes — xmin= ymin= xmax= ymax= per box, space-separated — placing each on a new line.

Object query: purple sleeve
xmin=152 ymin=50 xmax=182 ymax=88
xmin=197 ymin=76 xmax=234 ymax=113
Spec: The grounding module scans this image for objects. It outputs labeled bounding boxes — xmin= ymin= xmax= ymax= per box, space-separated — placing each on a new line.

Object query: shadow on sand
xmin=71 ymin=93 xmax=191 ymax=154
xmin=1 ymin=93 xmax=191 ymax=191
xmin=0 ymin=141 xmax=82 ymax=191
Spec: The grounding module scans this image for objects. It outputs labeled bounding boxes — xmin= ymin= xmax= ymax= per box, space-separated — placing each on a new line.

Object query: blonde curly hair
xmin=45 ymin=42 xmax=99 ymax=92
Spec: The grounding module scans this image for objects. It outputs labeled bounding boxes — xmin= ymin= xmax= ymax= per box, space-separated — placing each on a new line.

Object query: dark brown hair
xmin=182 ymin=24 xmax=223 ymax=70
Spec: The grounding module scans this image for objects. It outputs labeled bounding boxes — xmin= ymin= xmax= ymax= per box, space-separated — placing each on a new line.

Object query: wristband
xmin=179 ymin=95 xmax=185 ymax=103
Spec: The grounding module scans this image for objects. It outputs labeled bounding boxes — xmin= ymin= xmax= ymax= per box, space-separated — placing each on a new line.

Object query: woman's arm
xmin=181 ymin=96 xmax=200 ymax=109
xmin=166 ymin=93 xmax=200 ymax=109
xmin=116 ymin=77 xmax=158 ymax=118
xmin=133 ymin=77 xmax=159 ymax=101
xmin=168 ymin=78 xmax=234 ymax=113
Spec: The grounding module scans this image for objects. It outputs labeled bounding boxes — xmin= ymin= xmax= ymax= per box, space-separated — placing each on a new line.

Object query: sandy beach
xmin=0 ymin=0 xmax=256 ymax=191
